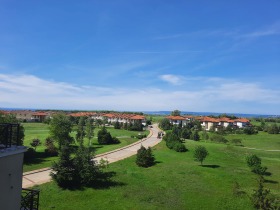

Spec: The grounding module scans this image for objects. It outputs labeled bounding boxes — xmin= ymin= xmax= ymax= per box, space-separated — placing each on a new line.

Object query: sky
xmin=0 ymin=0 xmax=280 ymax=114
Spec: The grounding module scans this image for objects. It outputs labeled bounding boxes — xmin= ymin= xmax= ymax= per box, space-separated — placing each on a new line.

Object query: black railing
xmin=0 ymin=123 xmax=20 ymax=148
xmin=21 ymin=188 xmax=40 ymax=210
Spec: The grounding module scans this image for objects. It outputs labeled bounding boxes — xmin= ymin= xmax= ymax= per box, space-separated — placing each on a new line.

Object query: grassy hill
xmin=36 ymin=133 xmax=279 ymax=210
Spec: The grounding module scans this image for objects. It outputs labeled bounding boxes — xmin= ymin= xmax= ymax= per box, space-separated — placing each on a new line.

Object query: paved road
xmin=22 ymin=124 xmax=162 ymax=188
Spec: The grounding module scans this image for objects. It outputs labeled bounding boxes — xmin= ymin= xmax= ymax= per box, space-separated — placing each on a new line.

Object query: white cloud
xmin=159 ymin=74 xmax=184 ymax=85
xmin=0 ymin=73 xmax=279 ymax=114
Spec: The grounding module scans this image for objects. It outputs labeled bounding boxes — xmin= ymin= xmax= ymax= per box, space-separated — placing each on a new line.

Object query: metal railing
xmin=21 ymin=188 xmax=40 ymax=210
xmin=0 ymin=123 xmax=20 ymax=148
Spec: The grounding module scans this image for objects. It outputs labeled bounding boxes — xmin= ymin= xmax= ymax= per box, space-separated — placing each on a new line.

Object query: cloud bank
xmin=0 ymin=73 xmax=279 ymax=114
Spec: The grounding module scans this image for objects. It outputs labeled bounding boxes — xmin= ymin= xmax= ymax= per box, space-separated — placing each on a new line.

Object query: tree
xmin=159 ymin=118 xmax=172 ymax=130
xmin=76 ymin=117 xmax=86 ymax=145
xmin=85 ymin=118 xmax=94 ymax=147
xmin=194 ymin=145 xmax=209 ymax=165
xmin=97 ymin=126 xmax=120 ymax=144
xmin=251 ymin=176 xmax=277 ymax=210
xmin=51 ymin=145 xmax=76 ymax=188
xmin=267 ymin=123 xmax=279 ymax=134
xmin=201 ymin=129 xmax=209 ymax=140
xmin=30 ymin=138 xmax=41 ymax=151
xmin=243 ymin=126 xmax=258 ymax=135
xmin=163 ymin=132 xmax=187 ymax=152
xmin=114 ymin=121 xmax=121 ymax=129
xmin=180 ymin=127 xmax=192 ymax=139
xmin=246 ymin=154 xmax=267 ymax=175
xmin=136 ymin=146 xmax=155 ymax=167
xmin=171 ymin=110 xmax=181 ymax=116
xmin=44 ymin=137 xmax=58 ymax=157
xmin=72 ymin=144 xmax=101 ymax=186
xmin=191 ymin=130 xmax=200 ymax=141
xmin=49 ymin=114 xmax=73 ymax=150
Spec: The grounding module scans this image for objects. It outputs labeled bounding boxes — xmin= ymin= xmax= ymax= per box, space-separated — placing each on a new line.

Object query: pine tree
xmin=136 ymin=146 xmax=155 ymax=167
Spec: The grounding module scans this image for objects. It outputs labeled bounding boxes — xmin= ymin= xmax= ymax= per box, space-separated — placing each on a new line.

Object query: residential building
xmin=0 ymin=123 xmax=39 ymax=210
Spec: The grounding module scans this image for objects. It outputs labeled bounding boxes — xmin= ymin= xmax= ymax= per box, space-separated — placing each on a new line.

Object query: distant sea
xmin=1 ymin=107 xmax=278 ymax=118
xmin=143 ymin=111 xmax=279 ymax=118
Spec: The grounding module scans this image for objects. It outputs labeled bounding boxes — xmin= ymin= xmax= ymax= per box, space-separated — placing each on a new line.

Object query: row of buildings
xmin=166 ymin=115 xmax=250 ymax=130
xmin=1 ymin=110 xmax=147 ymax=125
xmin=1 ymin=110 xmax=250 ymax=130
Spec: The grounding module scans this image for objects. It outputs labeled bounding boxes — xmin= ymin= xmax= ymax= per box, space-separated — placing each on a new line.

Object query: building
xmin=166 ymin=115 xmax=188 ymax=126
xmin=0 ymin=123 xmax=39 ymax=210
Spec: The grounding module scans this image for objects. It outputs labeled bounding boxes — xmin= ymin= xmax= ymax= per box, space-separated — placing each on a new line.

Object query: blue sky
xmin=0 ymin=0 xmax=279 ymax=114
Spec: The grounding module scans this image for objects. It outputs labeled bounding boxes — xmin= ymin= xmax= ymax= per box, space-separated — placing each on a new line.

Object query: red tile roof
xmin=166 ymin=116 xmax=186 ymax=120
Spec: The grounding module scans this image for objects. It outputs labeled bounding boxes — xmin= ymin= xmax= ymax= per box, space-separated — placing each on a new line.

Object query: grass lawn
xmin=36 ymin=137 xmax=279 ymax=210
xmin=22 ymin=123 xmax=149 ymax=172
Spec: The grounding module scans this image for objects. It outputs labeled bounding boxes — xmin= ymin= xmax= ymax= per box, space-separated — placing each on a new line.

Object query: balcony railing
xmin=0 ymin=123 xmax=20 ymax=148
xmin=21 ymin=188 xmax=40 ymax=210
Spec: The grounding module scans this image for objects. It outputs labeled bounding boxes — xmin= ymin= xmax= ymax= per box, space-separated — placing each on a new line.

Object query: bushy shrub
xmin=243 ymin=127 xmax=258 ymax=135
xmin=51 ymin=145 xmax=102 ymax=188
xmin=136 ymin=146 xmax=155 ymax=167
xmin=210 ymin=134 xmax=228 ymax=143
xmin=173 ymin=142 xmax=187 ymax=152
xmin=246 ymin=154 xmax=268 ymax=175
xmin=24 ymin=147 xmax=36 ymax=160
xmin=163 ymin=132 xmax=187 ymax=152
xmin=230 ymin=138 xmax=242 ymax=146
xmin=98 ymin=127 xmax=119 ymax=144
xmin=45 ymin=137 xmax=58 ymax=157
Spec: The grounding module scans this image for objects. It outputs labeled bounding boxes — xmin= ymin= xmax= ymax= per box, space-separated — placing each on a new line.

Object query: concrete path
xmin=22 ymin=124 xmax=162 ymax=188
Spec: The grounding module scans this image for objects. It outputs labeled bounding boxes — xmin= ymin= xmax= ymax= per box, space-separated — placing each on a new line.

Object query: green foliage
xmin=159 ymin=118 xmax=172 ymax=130
xmin=49 ymin=114 xmax=73 ymax=149
xmin=266 ymin=123 xmax=279 ymax=134
xmin=193 ymin=145 xmax=209 ymax=165
xmin=24 ymin=147 xmax=36 ymax=160
xmin=114 ymin=121 xmax=121 ymax=129
xmin=191 ymin=130 xmax=200 ymax=141
xmin=128 ymin=120 xmax=143 ymax=131
xmin=30 ymin=138 xmax=41 ymax=151
xmin=85 ymin=118 xmax=94 ymax=147
xmin=44 ymin=137 xmax=58 ymax=156
xmin=171 ymin=110 xmax=181 ymax=116
xmin=51 ymin=145 xmax=76 ymax=188
xmin=51 ymin=144 xmax=102 ymax=188
xmin=98 ymin=126 xmax=120 ymax=144
xmin=210 ymin=134 xmax=228 ymax=143
xmin=180 ymin=127 xmax=192 ymax=139
xmin=251 ymin=176 xmax=278 ymax=210
xmin=201 ymin=130 xmax=209 ymax=140
xmin=243 ymin=126 xmax=258 ymax=135
xmin=76 ymin=117 xmax=86 ymax=145
xmin=136 ymin=146 xmax=155 ymax=167
xmin=163 ymin=132 xmax=187 ymax=152
xmin=230 ymin=138 xmax=242 ymax=146
xmin=246 ymin=154 xmax=268 ymax=175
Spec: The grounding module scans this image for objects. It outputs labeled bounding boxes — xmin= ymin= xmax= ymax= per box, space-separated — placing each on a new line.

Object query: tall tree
xmin=85 ymin=118 xmax=94 ymax=147
xmin=76 ymin=116 xmax=86 ymax=145
xmin=194 ymin=145 xmax=209 ymax=165
xmin=136 ymin=146 xmax=155 ymax=167
xmin=49 ymin=114 xmax=73 ymax=150
xmin=171 ymin=110 xmax=181 ymax=116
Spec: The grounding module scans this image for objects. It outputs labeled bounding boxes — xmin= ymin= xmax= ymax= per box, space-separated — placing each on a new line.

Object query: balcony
xmin=0 ymin=123 xmax=20 ymax=148
xmin=21 ymin=188 xmax=40 ymax=210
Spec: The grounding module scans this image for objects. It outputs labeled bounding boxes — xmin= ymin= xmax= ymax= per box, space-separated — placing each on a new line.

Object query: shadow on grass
xmin=64 ymin=171 xmax=126 ymax=191
xmin=264 ymin=179 xmax=278 ymax=184
xmin=24 ymin=151 xmax=53 ymax=165
xmin=201 ymin=164 xmax=220 ymax=169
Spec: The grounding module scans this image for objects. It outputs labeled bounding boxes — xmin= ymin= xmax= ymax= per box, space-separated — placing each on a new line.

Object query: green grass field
xmin=35 ymin=132 xmax=280 ymax=210
xmin=23 ymin=123 xmax=149 ymax=172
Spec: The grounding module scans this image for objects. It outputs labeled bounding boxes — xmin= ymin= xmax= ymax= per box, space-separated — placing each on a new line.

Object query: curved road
xmin=22 ymin=124 xmax=162 ymax=188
